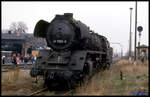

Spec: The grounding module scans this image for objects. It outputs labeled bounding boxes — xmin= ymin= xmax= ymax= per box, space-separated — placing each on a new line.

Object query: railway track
xmin=63 ymin=89 xmax=74 ymax=96
xmin=29 ymin=87 xmax=74 ymax=96
xmin=28 ymin=61 xmax=117 ymax=96
xmin=28 ymin=75 xmax=96 ymax=96
xmin=29 ymin=87 xmax=48 ymax=96
xmin=2 ymin=64 xmax=32 ymax=72
xmin=28 ymin=72 xmax=95 ymax=96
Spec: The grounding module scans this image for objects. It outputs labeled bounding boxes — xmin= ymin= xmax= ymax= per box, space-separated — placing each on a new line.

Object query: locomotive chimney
xmin=64 ymin=13 xmax=73 ymax=18
xmin=55 ymin=14 xmax=61 ymax=17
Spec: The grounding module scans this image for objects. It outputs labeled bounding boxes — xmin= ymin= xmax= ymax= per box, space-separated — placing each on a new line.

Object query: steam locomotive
xmin=30 ymin=13 xmax=113 ymax=89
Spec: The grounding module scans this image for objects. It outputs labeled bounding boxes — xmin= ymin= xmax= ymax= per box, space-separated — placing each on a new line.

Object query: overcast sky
xmin=1 ymin=1 xmax=149 ymax=55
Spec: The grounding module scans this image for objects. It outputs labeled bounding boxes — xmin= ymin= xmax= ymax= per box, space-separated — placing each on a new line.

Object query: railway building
xmin=2 ymin=30 xmax=47 ymax=57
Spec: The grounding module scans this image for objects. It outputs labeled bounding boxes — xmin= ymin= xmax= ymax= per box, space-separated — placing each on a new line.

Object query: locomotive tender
xmin=30 ymin=13 xmax=113 ymax=89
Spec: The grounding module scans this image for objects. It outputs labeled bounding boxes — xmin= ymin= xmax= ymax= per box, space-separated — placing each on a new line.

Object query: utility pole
xmin=134 ymin=1 xmax=137 ymax=61
xmin=129 ymin=7 xmax=133 ymax=59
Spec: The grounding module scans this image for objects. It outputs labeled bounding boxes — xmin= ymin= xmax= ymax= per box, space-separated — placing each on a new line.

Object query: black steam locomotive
xmin=30 ymin=13 xmax=113 ymax=89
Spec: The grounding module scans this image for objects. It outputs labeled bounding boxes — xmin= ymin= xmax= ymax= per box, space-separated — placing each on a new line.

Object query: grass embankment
xmin=74 ymin=59 xmax=149 ymax=95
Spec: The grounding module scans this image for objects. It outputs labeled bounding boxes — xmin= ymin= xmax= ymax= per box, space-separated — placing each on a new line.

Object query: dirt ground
xmin=1 ymin=60 xmax=149 ymax=96
xmin=1 ymin=67 xmax=38 ymax=95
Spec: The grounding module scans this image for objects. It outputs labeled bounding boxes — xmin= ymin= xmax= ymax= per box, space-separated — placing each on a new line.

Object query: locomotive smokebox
xmin=46 ymin=16 xmax=75 ymax=50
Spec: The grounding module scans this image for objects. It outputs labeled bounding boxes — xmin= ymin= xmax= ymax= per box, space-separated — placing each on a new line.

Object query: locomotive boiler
xmin=30 ymin=13 xmax=113 ymax=89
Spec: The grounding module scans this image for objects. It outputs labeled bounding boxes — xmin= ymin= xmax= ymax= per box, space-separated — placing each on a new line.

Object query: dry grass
xmin=74 ymin=59 xmax=149 ymax=95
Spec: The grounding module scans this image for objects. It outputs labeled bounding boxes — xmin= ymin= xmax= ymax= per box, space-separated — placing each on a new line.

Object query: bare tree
xmin=9 ymin=21 xmax=28 ymax=35
xmin=9 ymin=22 xmax=17 ymax=33
xmin=18 ymin=21 xmax=28 ymax=33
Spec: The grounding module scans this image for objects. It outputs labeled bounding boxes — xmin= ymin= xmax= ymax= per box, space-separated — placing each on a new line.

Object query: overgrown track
xmin=28 ymin=65 xmax=112 ymax=96
xmin=29 ymin=87 xmax=48 ymax=96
